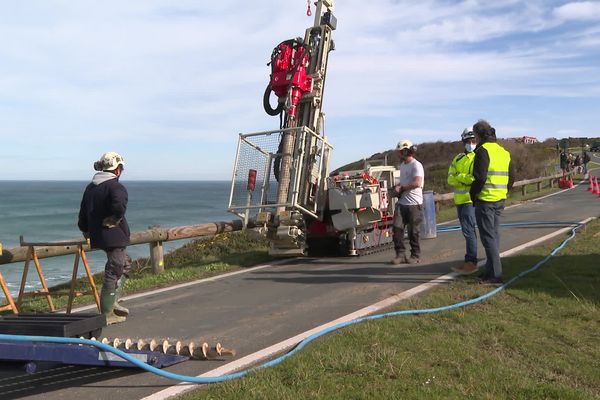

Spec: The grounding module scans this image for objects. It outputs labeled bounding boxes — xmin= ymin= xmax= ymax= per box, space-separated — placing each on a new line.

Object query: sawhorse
xmin=0 ymin=241 xmax=19 ymax=314
xmin=17 ymin=237 xmax=101 ymax=314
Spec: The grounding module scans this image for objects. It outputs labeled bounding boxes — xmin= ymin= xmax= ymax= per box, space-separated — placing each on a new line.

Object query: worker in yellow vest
xmin=469 ymin=120 xmax=514 ymax=284
xmin=448 ymin=127 xmax=479 ymax=275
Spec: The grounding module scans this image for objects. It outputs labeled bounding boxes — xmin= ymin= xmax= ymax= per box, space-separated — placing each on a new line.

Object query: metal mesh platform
xmin=228 ymin=127 xmax=332 ymax=219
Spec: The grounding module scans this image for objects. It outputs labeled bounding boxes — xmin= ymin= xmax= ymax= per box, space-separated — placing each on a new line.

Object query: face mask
xmin=465 ymin=143 xmax=476 ymax=152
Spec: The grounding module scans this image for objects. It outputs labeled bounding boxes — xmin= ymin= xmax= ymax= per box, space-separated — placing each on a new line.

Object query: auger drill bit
xmin=215 ymin=343 xmax=236 ymax=357
xmin=163 ymin=340 xmax=182 ymax=354
xmin=187 ymin=342 xmax=210 ymax=360
xmin=206 ymin=343 xmax=236 ymax=358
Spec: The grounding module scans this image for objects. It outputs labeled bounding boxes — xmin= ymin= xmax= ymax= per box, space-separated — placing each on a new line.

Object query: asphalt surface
xmin=1 ymin=176 xmax=599 ymax=400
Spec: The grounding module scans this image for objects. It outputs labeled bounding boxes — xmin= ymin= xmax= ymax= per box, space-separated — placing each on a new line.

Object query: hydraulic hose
xmin=0 ymin=220 xmax=587 ymax=383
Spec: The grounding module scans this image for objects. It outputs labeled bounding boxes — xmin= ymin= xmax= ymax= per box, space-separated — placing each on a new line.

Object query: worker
xmin=448 ymin=127 xmax=479 ymax=275
xmin=582 ymin=146 xmax=591 ymax=174
xmin=391 ymin=139 xmax=424 ymax=265
xmin=78 ymin=152 xmax=131 ymax=325
xmin=469 ymin=120 xmax=514 ymax=284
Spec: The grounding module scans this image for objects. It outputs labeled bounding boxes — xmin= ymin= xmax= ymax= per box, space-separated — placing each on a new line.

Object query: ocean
xmin=0 ymin=180 xmax=234 ymax=298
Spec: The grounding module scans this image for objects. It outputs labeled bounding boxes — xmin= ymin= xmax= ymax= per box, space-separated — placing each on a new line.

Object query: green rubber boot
xmin=113 ymin=276 xmax=129 ymax=317
xmin=100 ymin=286 xmax=127 ymax=325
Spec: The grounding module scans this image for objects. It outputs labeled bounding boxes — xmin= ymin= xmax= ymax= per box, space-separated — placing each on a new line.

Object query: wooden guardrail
xmin=0 ymin=220 xmax=249 ymax=274
xmin=432 ymin=172 xmax=568 ymax=206
xmin=0 ymin=172 xmax=569 ymax=277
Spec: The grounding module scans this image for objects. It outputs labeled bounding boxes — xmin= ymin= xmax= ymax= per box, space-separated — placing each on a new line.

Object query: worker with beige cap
xmin=78 ymin=152 xmax=131 ymax=325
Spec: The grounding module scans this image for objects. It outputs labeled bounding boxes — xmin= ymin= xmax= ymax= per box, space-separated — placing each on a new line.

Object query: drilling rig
xmin=228 ymin=0 xmax=398 ymax=256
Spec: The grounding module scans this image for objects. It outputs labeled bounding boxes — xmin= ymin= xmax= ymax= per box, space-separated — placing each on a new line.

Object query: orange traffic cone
xmin=593 ymin=176 xmax=600 ymax=195
xmin=588 ymin=176 xmax=594 ymax=191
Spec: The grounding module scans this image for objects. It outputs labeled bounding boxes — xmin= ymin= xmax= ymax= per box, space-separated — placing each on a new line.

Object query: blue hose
xmin=0 ymin=221 xmax=586 ymax=383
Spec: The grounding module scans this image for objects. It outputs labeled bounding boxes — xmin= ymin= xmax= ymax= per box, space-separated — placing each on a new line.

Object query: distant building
xmin=513 ymin=136 xmax=539 ymax=144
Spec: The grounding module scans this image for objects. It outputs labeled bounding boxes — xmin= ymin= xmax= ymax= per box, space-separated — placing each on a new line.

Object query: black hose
xmin=263 ymin=83 xmax=284 ymax=116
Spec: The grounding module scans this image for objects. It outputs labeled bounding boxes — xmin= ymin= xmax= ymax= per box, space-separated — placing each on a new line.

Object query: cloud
xmin=553 ymin=1 xmax=600 ymax=21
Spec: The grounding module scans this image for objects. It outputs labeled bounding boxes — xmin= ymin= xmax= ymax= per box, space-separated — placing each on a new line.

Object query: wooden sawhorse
xmin=17 ymin=237 xmax=101 ymax=314
xmin=0 ymin=241 xmax=19 ymax=314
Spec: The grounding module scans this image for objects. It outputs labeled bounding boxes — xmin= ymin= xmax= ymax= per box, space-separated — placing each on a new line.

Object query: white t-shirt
xmin=399 ymin=158 xmax=424 ymax=205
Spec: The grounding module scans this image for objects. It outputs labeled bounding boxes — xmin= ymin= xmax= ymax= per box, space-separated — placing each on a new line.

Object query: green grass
xmin=181 ymin=219 xmax=600 ymax=400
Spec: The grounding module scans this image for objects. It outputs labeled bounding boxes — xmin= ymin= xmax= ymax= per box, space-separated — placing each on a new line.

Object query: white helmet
xmin=396 ymin=139 xmax=414 ymax=151
xmin=94 ymin=151 xmax=125 ymax=171
xmin=461 ymin=127 xmax=475 ymax=141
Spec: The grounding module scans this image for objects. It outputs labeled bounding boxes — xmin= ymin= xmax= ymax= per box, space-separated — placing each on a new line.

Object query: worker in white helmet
xmin=448 ymin=127 xmax=479 ymax=275
xmin=391 ymin=139 xmax=424 ymax=265
xmin=78 ymin=152 xmax=131 ymax=325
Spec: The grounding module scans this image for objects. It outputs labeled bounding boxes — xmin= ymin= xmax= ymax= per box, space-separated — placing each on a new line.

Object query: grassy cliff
xmin=335 ymin=139 xmax=562 ymax=194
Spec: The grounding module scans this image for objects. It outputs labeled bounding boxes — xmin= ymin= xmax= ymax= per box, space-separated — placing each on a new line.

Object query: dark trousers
xmin=457 ymin=203 xmax=478 ymax=263
xmin=393 ymin=204 xmax=423 ymax=258
xmin=474 ymin=200 xmax=504 ymax=278
xmin=103 ymin=247 xmax=132 ymax=290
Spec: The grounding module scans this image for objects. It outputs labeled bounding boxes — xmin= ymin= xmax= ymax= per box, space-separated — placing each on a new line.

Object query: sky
xmin=0 ymin=0 xmax=599 ymax=180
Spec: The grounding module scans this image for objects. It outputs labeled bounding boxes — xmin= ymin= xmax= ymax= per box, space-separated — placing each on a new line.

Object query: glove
xmin=391 ymin=185 xmax=403 ymax=197
xmin=456 ymin=173 xmax=475 ymax=185
xmin=102 ymin=216 xmax=122 ymax=228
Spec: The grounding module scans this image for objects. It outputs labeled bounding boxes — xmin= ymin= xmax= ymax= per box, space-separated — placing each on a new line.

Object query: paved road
xmin=1 ymin=178 xmax=599 ymax=400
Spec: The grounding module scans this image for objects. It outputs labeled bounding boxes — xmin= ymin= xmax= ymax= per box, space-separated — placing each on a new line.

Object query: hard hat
xmin=95 ymin=152 xmax=125 ymax=171
xmin=396 ymin=139 xmax=413 ymax=150
xmin=461 ymin=127 xmax=475 ymax=141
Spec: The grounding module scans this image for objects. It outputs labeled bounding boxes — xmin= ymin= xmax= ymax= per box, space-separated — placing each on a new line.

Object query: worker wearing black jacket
xmin=78 ymin=152 xmax=131 ymax=325
xmin=469 ymin=120 xmax=514 ymax=284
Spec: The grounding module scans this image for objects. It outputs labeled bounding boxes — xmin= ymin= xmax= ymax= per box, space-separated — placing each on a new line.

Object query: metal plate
xmin=0 ymin=313 xmax=105 ymax=337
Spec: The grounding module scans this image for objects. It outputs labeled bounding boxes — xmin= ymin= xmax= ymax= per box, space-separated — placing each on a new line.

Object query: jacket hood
xmin=92 ymin=171 xmax=118 ymax=185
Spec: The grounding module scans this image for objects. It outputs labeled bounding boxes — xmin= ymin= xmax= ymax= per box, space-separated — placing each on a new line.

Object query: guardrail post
xmin=149 ymin=241 xmax=164 ymax=274
xmin=521 ymin=185 xmax=527 ymax=196
xmin=537 ymin=181 xmax=542 ymax=192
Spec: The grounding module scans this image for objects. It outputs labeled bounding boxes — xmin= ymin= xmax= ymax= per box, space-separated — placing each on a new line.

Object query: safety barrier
xmin=0 ymin=220 xmax=251 ymax=277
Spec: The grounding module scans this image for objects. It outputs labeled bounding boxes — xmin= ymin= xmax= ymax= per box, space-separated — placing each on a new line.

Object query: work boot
xmin=391 ymin=253 xmax=408 ymax=265
xmin=100 ymin=286 xmax=127 ymax=325
xmin=407 ymin=255 xmax=420 ymax=264
xmin=113 ymin=276 xmax=129 ymax=317
xmin=452 ymin=261 xmax=478 ymax=275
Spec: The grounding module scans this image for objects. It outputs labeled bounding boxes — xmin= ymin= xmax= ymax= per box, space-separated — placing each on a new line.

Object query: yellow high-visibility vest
xmin=447 ymin=152 xmax=475 ymax=205
xmin=478 ymin=142 xmax=511 ymax=202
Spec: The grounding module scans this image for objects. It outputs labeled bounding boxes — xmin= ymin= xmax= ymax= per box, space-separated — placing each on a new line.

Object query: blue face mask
xmin=465 ymin=143 xmax=476 ymax=152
